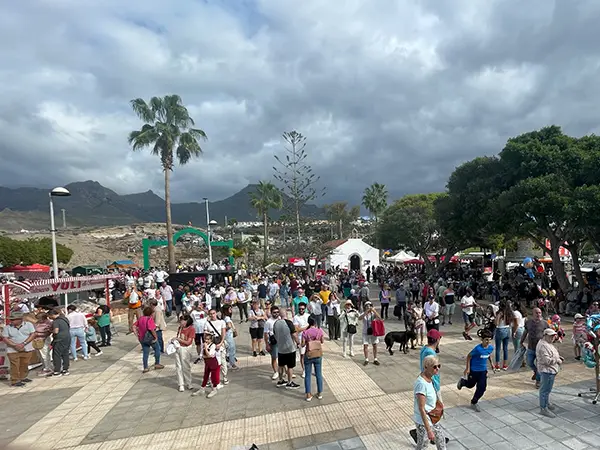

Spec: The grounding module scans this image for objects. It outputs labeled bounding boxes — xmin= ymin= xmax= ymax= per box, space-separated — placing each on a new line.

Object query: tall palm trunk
xmin=164 ymin=167 xmax=175 ymax=273
xmin=263 ymin=211 xmax=268 ymax=264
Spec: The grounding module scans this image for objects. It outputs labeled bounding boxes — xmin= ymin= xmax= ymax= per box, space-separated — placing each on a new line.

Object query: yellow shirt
xmin=319 ymin=290 xmax=331 ymax=305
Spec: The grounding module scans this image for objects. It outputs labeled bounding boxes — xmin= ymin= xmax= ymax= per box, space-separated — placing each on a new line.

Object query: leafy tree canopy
xmin=0 ymin=237 xmax=73 ymax=267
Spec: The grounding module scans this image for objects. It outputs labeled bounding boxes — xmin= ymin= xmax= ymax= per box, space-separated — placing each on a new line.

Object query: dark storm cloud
xmin=1 ymin=0 xmax=600 ymax=208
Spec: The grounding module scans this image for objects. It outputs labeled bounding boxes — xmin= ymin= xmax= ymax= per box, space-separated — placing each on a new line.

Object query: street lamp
xmin=203 ymin=198 xmax=219 ymax=267
xmin=49 ymin=187 xmax=71 ymax=279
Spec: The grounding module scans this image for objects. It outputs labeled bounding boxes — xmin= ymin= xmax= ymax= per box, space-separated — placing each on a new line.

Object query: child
xmin=549 ymin=314 xmax=565 ymax=343
xmin=85 ymin=319 xmax=103 ymax=356
xmin=572 ymin=313 xmax=587 ymax=360
xmin=199 ymin=333 xmax=220 ymax=398
xmin=94 ymin=305 xmax=112 ymax=347
xmin=412 ymin=301 xmax=426 ymax=346
xmin=456 ymin=328 xmax=495 ymax=412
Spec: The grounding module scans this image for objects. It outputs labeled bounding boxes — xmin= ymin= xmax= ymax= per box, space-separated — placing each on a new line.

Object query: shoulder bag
xmin=140 ymin=317 xmax=156 ymax=345
xmin=345 ymin=313 xmax=357 ymax=335
xmin=427 ymin=399 xmax=444 ymax=424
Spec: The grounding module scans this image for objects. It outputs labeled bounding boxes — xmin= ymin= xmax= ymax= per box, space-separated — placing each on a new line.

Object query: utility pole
xmin=61 ymin=209 xmax=66 ymax=228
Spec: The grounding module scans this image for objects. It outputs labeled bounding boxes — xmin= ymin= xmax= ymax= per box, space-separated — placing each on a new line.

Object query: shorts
xmin=362 ymin=334 xmax=379 ymax=345
xmin=250 ymin=327 xmax=264 ymax=340
xmin=278 ymin=352 xmax=296 ymax=369
xmin=269 ymin=344 xmax=278 ymax=359
xmin=194 ymin=333 xmax=203 ymax=346
xmin=463 ymin=312 xmax=474 ymax=325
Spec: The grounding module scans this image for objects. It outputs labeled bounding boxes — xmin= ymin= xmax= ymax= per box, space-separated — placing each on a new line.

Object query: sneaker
xmin=502 ymin=365 xmax=508 ymax=371
xmin=548 ymin=403 xmax=556 ymax=411
xmin=154 ymin=364 xmax=165 ymax=370
xmin=207 ymin=389 xmax=218 ymax=398
xmin=216 ymin=384 xmax=224 ymax=390
xmin=96 ymin=351 xmax=103 ymax=356
xmin=342 ymin=353 xmax=347 ymax=359
xmin=449 ymin=322 xmax=452 ymax=325
xmin=61 ymin=371 xmax=70 ymax=376
xmin=316 ymin=393 xmax=323 ymax=400
xmin=466 ymin=334 xmax=473 ymax=341
xmin=187 ymin=385 xmax=194 ymax=390
xmin=48 ymin=372 xmax=62 ymax=377
xmin=349 ymin=351 xmax=355 ymax=357
xmin=178 ymin=386 xmax=185 ymax=392
xmin=373 ymin=360 xmax=380 ymax=366
xmin=494 ymin=364 xmax=500 ymax=371
xmin=193 ymin=357 xmax=202 ymax=364
xmin=575 ymin=356 xmax=581 ymax=361
xmin=462 ymin=332 xmax=469 ymax=340
xmin=276 ymin=380 xmax=287 ymax=388
xmin=535 ymin=381 xmax=540 ymax=389
xmin=531 ymin=374 xmax=536 ymax=380
xmin=22 ymin=378 xmax=32 ymax=383
xmin=11 ymin=382 xmax=25 ymax=387
xmin=83 ymin=356 xmax=90 ymax=360
xmin=259 ymin=350 xmax=266 ymax=356
xmin=409 ymin=429 xmax=417 ymax=443
xmin=73 ymin=358 xmax=78 ymax=362
xmin=272 ymin=372 xmax=279 ymax=380
xmin=142 ymin=368 xmax=150 ymax=373
xmin=306 ymin=395 xmax=313 ymax=402
xmin=191 ymin=388 xmax=205 ymax=397
xmin=471 ymin=403 xmax=481 ymax=412
xmin=253 ymin=351 xmax=257 ymax=357
xmin=457 ymin=378 xmax=463 ymax=390
xmin=301 ymin=372 xmax=305 ymax=378
xmin=363 ymin=360 xmax=369 ymax=366
xmin=223 ymin=378 xmax=229 ymax=385
xmin=540 ymin=407 xmax=556 ymax=418
xmin=286 ymin=381 xmax=300 ymax=390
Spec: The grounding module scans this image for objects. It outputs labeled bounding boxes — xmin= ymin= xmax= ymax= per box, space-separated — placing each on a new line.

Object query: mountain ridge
xmin=0 ymin=181 xmax=325 ymax=228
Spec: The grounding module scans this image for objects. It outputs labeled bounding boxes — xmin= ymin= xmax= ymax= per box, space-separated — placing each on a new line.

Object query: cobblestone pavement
xmin=1 ymin=308 xmax=597 ymax=450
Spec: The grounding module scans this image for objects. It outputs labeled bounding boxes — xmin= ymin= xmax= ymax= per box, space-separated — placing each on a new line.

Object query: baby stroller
xmin=475 ymin=305 xmax=496 ymax=337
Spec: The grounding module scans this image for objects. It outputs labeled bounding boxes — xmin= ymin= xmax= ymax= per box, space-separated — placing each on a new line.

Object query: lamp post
xmin=203 ymin=198 xmax=218 ymax=267
xmin=49 ymin=187 xmax=71 ymax=279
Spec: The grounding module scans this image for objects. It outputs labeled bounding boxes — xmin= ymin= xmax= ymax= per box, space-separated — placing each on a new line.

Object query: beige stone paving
xmin=5 ymin=326 xmax=596 ymax=450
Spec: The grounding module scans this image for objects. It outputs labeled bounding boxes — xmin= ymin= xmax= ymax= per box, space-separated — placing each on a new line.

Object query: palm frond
xmin=176 ymin=132 xmax=203 ymax=165
xmin=128 ymin=124 xmax=159 ymax=150
xmin=130 ymin=98 xmax=155 ymax=123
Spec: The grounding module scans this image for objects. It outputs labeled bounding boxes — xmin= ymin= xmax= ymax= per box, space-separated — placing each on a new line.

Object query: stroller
xmin=475 ymin=305 xmax=496 ymax=337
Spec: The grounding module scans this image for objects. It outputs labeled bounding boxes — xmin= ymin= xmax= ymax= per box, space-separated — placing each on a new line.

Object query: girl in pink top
xmin=301 ymin=317 xmax=324 ymax=401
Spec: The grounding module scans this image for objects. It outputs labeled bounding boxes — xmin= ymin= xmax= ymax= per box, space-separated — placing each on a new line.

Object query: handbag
xmin=306 ymin=339 xmax=323 ymax=358
xmin=427 ymin=400 xmax=444 ymax=424
xmin=345 ymin=314 xmax=357 ymax=335
xmin=140 ymin=317 xmax=156 ymax=345
xmin=32 ymin=338 xmax=45 ymax=350
xmin=371 ymin=319 xmax=385 ymax=337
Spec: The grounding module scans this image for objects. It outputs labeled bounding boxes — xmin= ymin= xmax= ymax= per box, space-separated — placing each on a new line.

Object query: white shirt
xmin=143 ymin=275 xmax=153 ymax=288
xmin=237 ymin=291 xmax=248 ymax=303
xmin=144 ymin=288 xmax=156 ymax=300
xmin=461 ymin=295 xmax=476 ymax=315
xmin=264 ymin=317 xmax=277 ymax=338
xmin=514 ymin=310 xmax=525 ymax=328
xmin=309 ymin=299 xmax=323 ymax=315
xmin=155 ymin=270 xmax=168 ymax=284
xmin=424 ymin=301 xmax=439 ymax=319
xmin=205 ymin=319 xmax=226 ymax=340
xmin=190 ymin=310 xmax=206 ymax=334
xmin=327 ymin=299 xmax=341 ymax=316
xmin=293 ymin=313 xmax=310 ymax=340
xmin=129 ymin=290 xmax=139 ymax=305
xmin=160 ymin=285 xmax=173 ymax=301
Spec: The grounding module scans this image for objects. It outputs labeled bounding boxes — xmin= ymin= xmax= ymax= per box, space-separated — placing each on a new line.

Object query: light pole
xmin=203 ymin=198 xmax=218 ymax=267
xmin=49 ymin=187 xmax=71 ymax=279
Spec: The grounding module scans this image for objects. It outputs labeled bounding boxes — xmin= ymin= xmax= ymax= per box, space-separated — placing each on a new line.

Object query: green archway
xmin=142 ymin=227 xmax=234 ymax=270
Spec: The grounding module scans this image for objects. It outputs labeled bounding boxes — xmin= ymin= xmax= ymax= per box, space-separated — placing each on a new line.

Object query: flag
xmin=8 ymin=280 xmax=32 ymax=293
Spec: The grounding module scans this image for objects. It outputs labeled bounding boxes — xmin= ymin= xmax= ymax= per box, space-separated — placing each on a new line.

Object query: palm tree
xmin=128 ymin=95 xmax=207 ymax=272
xmin=249 ymin=181 xmax=283 ymax=264
xmin=362 ymin=183 xmax=388 ymax=222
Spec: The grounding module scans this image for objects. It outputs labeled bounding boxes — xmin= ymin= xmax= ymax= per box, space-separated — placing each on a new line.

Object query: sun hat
xmin=574 ymin=313 xmax=584 ymax=319
xmin=345 ymin=300 xmax=353 ymax=306
xmin=543 ymin=328 xmax=557 ymax=336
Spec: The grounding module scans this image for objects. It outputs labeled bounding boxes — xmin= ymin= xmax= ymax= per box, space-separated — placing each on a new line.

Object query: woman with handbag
xmin=133 ymin=307 xmax=164 ymax=373
xmin=339 ymin=300 xmax=359 ymax=358
xmin=359 ymin=301 xmax=382 ymax=366
xmin=413 ymin=355 xmax=446 ymax=449
xmin=301 ymin=316 xmax=324 ymax=402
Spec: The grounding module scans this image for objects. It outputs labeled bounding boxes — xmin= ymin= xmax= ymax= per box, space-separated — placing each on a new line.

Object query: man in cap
xmin=1 ymin=312 xmax=35 ymax=386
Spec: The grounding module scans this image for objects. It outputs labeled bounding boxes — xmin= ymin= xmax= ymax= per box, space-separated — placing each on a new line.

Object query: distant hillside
xmin=0 ymin=181 xmax=325 ymax=229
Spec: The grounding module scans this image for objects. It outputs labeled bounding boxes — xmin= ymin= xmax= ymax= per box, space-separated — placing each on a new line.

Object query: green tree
xmin=128 ymin=94 xmax=207 ymax=273
xmin=0 ymin=237 xmax=73 ymax=266
xmin=378 ymin=193 xmax=458 ymax=274
xmin=273 ymin=131 xmax=324 ymax=244
xmin=362 ymin=183 xmax=388 ymax=222
xmin=323 ymin=202 xmax=360 ymax=239
xmin=249 ymin=181 xmax=283 ymax=264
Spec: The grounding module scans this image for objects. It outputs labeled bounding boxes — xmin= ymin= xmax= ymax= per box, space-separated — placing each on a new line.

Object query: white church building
xmin=326 ymin=238 xmax=380 ymax=272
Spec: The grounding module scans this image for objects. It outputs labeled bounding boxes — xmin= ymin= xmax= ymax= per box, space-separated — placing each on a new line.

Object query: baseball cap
xmin=427 ymin=329 xmax=442 ymax=340
xmin=543 ymin=328 xmax=557 ymax=336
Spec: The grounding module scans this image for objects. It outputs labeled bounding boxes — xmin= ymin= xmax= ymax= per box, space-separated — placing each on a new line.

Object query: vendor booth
xmin=0 ymin=264 xmax=51 ymax=279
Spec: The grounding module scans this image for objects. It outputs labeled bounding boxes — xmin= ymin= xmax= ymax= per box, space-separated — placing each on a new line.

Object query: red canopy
xmin=1 ymin=264 xmax=51 ymax=272
xmin=427 ymin=255 xmax=459 ymax=263
xmin=404 ymin=259 xmax=424 ymax=265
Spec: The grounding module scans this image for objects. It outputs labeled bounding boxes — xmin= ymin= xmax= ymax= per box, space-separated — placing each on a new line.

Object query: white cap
xmin=574 ymin=313 xmax=584 ymax=319
xmin=543 ymin=328 xmax=557 ymax=336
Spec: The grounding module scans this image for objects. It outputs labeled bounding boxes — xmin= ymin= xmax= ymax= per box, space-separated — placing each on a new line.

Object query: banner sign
xmin=9 ymin=275 xmax=117 ymax=300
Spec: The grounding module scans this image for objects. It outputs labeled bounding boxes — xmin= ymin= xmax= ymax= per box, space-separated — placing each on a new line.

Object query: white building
xmin=326 ymin=238 xmax=380 ymax=272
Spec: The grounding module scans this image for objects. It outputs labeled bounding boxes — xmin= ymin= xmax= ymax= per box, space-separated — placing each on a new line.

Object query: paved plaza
xmin=1 ymin=310 xmax=598 ymax=450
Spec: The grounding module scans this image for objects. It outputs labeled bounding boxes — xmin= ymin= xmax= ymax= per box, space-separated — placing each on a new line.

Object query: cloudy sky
xmin=2 ymin=0 xmax=600 ymax=208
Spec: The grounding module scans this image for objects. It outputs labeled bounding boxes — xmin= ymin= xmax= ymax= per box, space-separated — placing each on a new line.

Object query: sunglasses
xmin=432 ymin=364 xmax=442 ymax=370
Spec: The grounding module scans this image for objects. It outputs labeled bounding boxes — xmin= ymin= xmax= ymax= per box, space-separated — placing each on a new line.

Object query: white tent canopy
xmin=388 ymin=250 xmax=416 ymax=263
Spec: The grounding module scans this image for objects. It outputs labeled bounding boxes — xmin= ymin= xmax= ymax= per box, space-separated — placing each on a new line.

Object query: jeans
xmin=527 ymin=349 xmax=540 ymax=382
xmin=381 ymin=303 xmax=389 ymax=319
xmin=513 ymin=327 xmax=524 ymax=352
xmin=52 ymin=340 xmax=70 ymax=373
xmin=165 ymin=300 xmax=173 ymax=315
xmin=304 ymin=356 xmax=323 ymax=394
xmin=494 ymin=327 xmax=510 ymax=363
xmin=142 ymin=341 xmax=161 ymax=369
xmin=156 ymin=330 xmax=164 ymax=353
xmin=539 ymin=372 xmax=556 ymax=408
xmin=280 ymin=295 xmax=289 ymax=308
xmin=99 ymin=325 xmax=112 ymax=345
xmin=70 ymin=328 xmax=88 ymax=359
xmin=226 ymin=332 xmax=237 ymax=366
xmin=396 ymin=302 xmax=406 ymax=319
xmin=460 ymin=370 xmax=487 ymax=404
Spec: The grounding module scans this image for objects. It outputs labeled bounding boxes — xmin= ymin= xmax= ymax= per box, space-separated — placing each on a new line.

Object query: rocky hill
xmin=0 ymin=181 xmax=324 ymax=230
